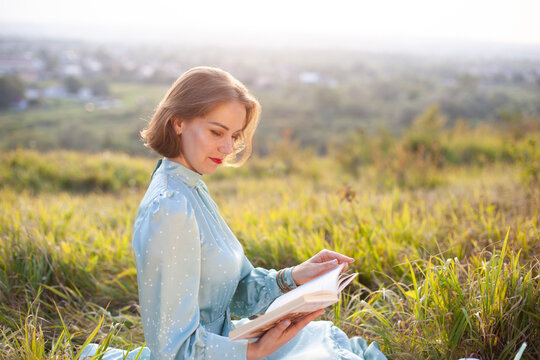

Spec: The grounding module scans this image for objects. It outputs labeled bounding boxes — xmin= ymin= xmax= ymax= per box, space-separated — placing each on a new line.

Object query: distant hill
xmin=1 ymin=38 xmax=539 ymax=155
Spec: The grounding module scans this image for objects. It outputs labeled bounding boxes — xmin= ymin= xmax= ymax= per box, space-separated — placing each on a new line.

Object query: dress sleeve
xmin=132 ymin=191 xmax=248 ymax=360
xmin=229 ymin=257 xmax=295 ymax=318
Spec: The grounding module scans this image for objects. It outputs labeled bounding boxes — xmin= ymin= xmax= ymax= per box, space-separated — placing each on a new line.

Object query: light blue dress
xmin=81 ymin=159 xmax=387 ymax=360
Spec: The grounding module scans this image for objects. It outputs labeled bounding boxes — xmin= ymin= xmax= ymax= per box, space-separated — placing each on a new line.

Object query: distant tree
xmin=38 ymin=47 xmax=59 ymax=73
xmin=457 ymin=74 xmax=478 ymax=93
xmin=0 ymin=75 xmax=25 ymax=110
xmin=410 ymin=104 xmax=446 ymax=138
xmin=89 ymin=78 xmax=110 ymax=97
xmin=314 ymin=86 xmax=341 ymax=118
xmin=404 ymin=104 xmax=446 ymax=168
xmin=64 ymin=76 xmax=82 ymax=94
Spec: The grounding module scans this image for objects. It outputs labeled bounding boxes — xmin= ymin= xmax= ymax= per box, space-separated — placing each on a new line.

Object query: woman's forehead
xmin=202 ymin=102 xmax=246 ymax=131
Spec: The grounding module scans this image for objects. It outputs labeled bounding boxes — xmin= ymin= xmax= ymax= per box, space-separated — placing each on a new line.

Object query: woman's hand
xmin=291 ymin=249 xmax=355 ymax=286
xmin=246 ymin=309 xmax=324 ymax=360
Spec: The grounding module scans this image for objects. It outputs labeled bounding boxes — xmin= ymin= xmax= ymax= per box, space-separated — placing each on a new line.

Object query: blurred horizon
xmin=3 ymin=23 xmax=540 ymax=59
xmin=2 ymin=0 xmax=540 ymax=56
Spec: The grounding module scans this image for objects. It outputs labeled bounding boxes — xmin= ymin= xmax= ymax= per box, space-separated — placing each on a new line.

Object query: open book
xmin=229 ymin=264 xmax=358 ymax=340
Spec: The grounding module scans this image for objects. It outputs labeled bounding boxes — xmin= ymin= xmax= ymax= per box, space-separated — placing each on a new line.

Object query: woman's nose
xmin=219 ymin=137 xmax=234 ymax=154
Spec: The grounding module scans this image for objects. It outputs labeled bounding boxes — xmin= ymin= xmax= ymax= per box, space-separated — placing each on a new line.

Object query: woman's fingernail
xmin=332 ymin=259 xmax=338 ymax=264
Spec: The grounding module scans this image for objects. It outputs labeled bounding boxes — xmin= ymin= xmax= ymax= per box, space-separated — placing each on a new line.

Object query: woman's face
xmin=171 ymin=101 xmax=246 ymax=175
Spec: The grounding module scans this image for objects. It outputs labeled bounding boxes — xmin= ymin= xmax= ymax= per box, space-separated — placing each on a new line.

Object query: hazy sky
xmin=1 ymin=0 xmax=539 ymax=47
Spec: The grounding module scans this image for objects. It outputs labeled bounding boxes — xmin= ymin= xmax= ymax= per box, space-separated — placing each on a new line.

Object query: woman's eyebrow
xmin=209 ymin=121 xmax=242 ymax=133
xmin=209 ymin=121 xmax=229 ymax=131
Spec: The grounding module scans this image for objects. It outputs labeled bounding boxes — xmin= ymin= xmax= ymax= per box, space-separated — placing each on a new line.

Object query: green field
xmin=0 ymin=141 xmax=538 ymax=359
xmin=0 ymin=83 xmax=168 ymax=155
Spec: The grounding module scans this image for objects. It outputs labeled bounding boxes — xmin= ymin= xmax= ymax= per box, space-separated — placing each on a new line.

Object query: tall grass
xmin=346 ymin=236 xmax=539 ymax=359
xmin=0 ymin=149 xmax=538 ymax=359
xmin=0 ymin=149 xmax=153 ymax=193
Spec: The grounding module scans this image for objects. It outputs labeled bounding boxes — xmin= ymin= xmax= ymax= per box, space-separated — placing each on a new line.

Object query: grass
xmin=0 ymin=150 xmax=538 ymax=359
xmin=0 ymin=82 xmax=168 ymax=155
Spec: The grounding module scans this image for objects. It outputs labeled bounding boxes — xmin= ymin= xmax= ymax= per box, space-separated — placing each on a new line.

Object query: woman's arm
xmin=230 ymin=249 xmax=354 ymax=319
xmin=132 ymin=191 xmax=248 ymax=360
xmin=229 ymin=257 xmax=285 ymax=318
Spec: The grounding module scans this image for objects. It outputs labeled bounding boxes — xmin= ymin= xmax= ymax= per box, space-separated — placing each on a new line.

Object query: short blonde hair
xmin=141 ymin=66 xmax=261 ymax=167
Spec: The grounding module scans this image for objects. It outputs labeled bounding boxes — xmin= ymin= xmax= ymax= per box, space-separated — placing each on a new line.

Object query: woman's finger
xmin=272 ymin=319 xmax=291 ymax=335
xmin=328 ymin=251 xmax=355 ymax=263
xmin=285 ymin=310 xmax=324 ymax=335
xmin=321 ymin=259 xmax=339 ymax=270
xmin=310 ymin=260 xmax=340 ymax=277
xmin=313 ymin=250 xmax=354 ymax=263
xmin=260 ymin=319 xmax=291 ymax=342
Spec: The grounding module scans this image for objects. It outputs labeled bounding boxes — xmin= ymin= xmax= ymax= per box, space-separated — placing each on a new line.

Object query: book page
xmin=232 ymin=297 xmax=338 ymax=340
xmin=337 ymin=272 xmax=358 ymax=292
xmin=243 ymin=312 xmax=308 ymax=339
xmin=266 ymin=264 xmax=344 ymax=313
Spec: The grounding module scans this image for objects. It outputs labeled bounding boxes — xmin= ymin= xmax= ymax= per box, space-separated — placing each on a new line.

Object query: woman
xmin=81 ymin=67 xmax=387 ymax=360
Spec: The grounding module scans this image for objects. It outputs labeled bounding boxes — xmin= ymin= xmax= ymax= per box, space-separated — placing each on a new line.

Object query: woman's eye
xmin=211 ymin=130 xmax=221 ymax=137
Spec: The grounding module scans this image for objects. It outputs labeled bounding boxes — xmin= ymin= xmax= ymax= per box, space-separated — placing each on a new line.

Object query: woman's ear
xmin=172 ymin=116 xmax=184 ymax=135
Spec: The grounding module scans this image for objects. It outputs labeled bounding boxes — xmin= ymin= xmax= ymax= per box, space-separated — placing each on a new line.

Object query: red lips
xmin=210 ymin=157 xmax=222 ymax=164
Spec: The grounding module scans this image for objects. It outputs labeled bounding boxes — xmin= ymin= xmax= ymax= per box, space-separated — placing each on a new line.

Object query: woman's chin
xmin=200 ymin=165 xmax=219 ymax=175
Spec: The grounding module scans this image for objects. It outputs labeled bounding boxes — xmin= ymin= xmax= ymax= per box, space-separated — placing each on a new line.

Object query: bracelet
xmin=288 ymin=266 xmax=297 ymax=288
xmin=276 ymin=267 xmax=297 ymax=293
xmin=280 ymin=269 xmax=292 ymax=292
xmin=276 ymin=269 xmax=289 ymax=293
